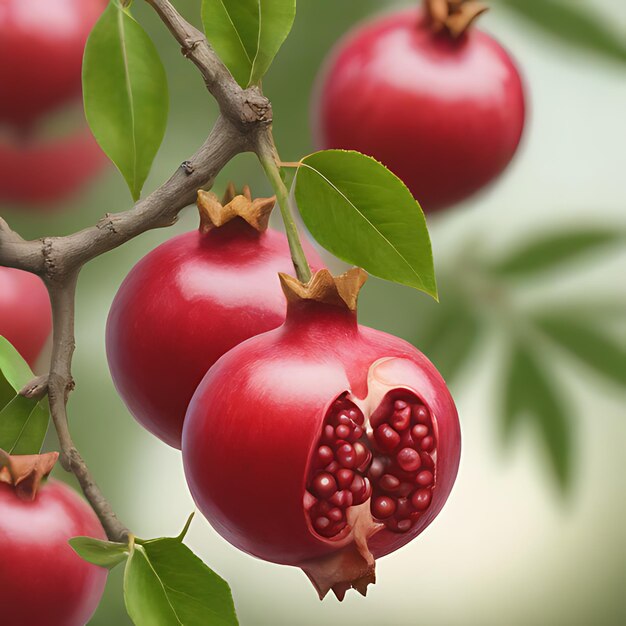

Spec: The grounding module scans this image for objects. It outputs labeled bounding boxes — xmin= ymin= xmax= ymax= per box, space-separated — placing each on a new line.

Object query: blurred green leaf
xmin=503 ymin=342 xmax=572 ymax=490
xmin=489 ymin=229 xmax=622 ymax=278
xmin=83 ymin=1 xmax=169 ymax=201
xmin=295 ymin=150 xmax=437 ymax=298
xmin=202 ymin=0 xmax=296 ymax=87
xmin=124 ymin=538 xmax=238 ymax=625
xmin=70 ymin=537 xmax=130 ymax=569
xmin=499 ymin=0 xmax=626 ymax=63
xmin=0 ymin=337 xmax=48 ymax=455
xmin=413 ymin=299 xmax=481 ymax=384
xmin=536 ymin=316 xmax=626 ymax=387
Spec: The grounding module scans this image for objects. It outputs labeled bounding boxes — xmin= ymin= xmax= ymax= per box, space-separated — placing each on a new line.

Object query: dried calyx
xmin=424 ymin=0 xmax=488 ymax=38
xmin=0 ymin=448 xmax=59 ymax=501
xmin=197 ymin=182 xmax=276 ymax=234
xmin=279 ymin=268 xmax=368 ymax=312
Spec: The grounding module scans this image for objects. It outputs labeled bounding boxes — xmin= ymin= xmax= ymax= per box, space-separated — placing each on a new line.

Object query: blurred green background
xmin=2 ymin=0 xmax=625 ymax=624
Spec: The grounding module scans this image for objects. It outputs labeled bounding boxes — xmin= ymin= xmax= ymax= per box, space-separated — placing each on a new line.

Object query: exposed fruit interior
xmin=304 ymin=391 xmax=436 ymax=539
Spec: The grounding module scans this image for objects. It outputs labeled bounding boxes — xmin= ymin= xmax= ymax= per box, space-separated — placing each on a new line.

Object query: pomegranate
xmin=0 ymin=267 xmax=52 ymax=366
xmin=313 ymin=1 xmax=525 ymax=212
xmin=106 ymin=185 xmax=323 ymax=448
xmin=0 ymin=451 xmax=107 ymax=626
xmin=0 ymin=127 xmax=106 ymax=205
xmin=0 ymin=0 xmax=105 ymax=130
xmin=183 ymin=269 xmax=460 ymax=599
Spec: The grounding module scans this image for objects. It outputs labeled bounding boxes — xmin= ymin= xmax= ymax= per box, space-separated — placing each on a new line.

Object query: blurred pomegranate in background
xmin=0 ymin=0 xmax=104 ymax=129
xmin=0 ymin=267 xmax=51 ymax=366
xmin=0 ymin=0 xmax=107 ymax=207
xmin=313 ymin=3 xmax=525 ymax=212
xmin=0 ymin=128 xmax=106 ymax=205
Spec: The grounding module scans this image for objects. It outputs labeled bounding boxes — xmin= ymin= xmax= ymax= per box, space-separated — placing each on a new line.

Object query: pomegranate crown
xmin=425 ymin=0 xmax=488 ymax=38
xmin=197 ymin=182 xmax=276 ymax=234
xmin=0 ymin=449 xmax=59 ymax=501
xmin=279 ymin=268 xmax=368 ymax=312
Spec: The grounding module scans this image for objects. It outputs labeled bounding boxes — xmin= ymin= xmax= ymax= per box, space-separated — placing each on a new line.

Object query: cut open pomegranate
xmin=183 ymin=269 xmax=460 ymax=600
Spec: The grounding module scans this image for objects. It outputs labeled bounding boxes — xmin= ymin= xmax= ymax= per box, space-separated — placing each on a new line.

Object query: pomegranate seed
xmin=395 ymin=497 xmax=412 ymax=518
xmin=413 ymin=405 xmax=429 ymax=424
xmin=374 ymin=424 xmax=401 ymax=452
xmin=394 ymin=400 xmax=408 ymax=410
xmin=348 ymin=474 xmax=365 ymax=495
xmin=396 ymin=519 xmax=412 ymax=532
xmin=325 ymin=461 xmax=340 ymax=474
xmin=328 ymin=507 xmax=344 ymax=522
xmin=416 ymin=470 xmax=433 ymax=487
xmin=314 ymin=516 xmax=330 ymax=530
xmin=379 ymin=474 xmax=400 ymax=491
xmin=397 ymin=448 xmax=421 ymax=472
xmin=303 ymin=491 xmax=316 ymax=510
xmin=372 ymin=496 xmax=396 ymax=519
xmin=322 ymin=424 xmax=335 ymax=442
xmin=348 ymin=408 xmax=363 ymax=425
xmin=391 ymin=406 xmax=411 ymax=431
xmin=330 ymin=490 xmax=353 ymax=508
xmin=311 ymin=473 xmax=337 ymax=499
xmin=335 ymin=424 xmax=351 ymax=440
xmin=419 ymin=452 xmax=435 ymax=471
xmin=411 ymin=489 xmax=432 ymax=511
xmin=336 ymin=413 xmax=351 ymax=426
xmin=354 ymin=442 xmax=372 ymax=471
xmin=352 ymin=425 xmax=364 ymax=440
xmin=411 ymin=424 xmax=429 ymax=440
xmin=368 ymin=457 xmax=385 ymax=479
xmin=336 ymin=469 xmax=355 ymax=489
xmin=336 ymin=443 xmax=356 ymax=468
xmin=317 ymin=445 xmax=334 ymax=465
xmin=420 ymin=436 xmax=434 ymax=452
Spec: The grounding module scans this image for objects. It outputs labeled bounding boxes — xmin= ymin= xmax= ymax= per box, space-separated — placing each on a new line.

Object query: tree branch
xmin=0 ymin=0 xmax=276 ymax=542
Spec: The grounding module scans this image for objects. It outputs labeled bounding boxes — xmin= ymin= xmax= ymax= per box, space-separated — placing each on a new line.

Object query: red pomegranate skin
xmin=0 ymin=0 xmax=105 ymax=129
xmin=106 ymin=220 xmax=323 ymax=448
xmin=182 ymin=297 xmax=460 ymax=592
xmin=0 ymin=128 xmax=106 ymax=206
xmin=313 ymin=8 xmax=525 ymax=212
xmin=0 ymin=479 xmax=107 ymax=626
xmin=0 ymin=267 xmax=52 ymax=366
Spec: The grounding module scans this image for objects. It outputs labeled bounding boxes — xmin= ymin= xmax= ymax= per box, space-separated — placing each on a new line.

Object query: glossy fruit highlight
xmin=0 ymin=0 xmax=105 ymax=129
xmin=106 ymin=186 xmax=323 ymax=448
xmin=0 ymin=267 xmax=52 ymax=366
xmin=183 ymin=269 xmax=460 ymax=599
xmin=0 ymin=455 xmax=107 ymax=626
xmin=313 ymin=6 xmax=525 ymax=212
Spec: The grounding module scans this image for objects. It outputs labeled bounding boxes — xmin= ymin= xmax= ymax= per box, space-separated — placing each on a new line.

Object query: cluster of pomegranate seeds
xmin=305 ymin=393 xmax=437 ymax=539
xmin=305 ymin=399 xmax=373 ymax=538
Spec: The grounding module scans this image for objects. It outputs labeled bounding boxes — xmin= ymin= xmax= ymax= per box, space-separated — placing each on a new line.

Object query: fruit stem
xmin=258 ymin=136 xmax=312 ymax=283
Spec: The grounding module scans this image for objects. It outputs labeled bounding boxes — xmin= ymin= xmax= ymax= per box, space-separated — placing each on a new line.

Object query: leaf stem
xmin=257 ymin=135 xmax=312 ymax=283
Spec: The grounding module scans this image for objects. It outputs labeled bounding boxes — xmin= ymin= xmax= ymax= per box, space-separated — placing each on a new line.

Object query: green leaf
xmin=499 ymin=0 xmax=626 ymax=64
xmin=503 ymin=342 xmax=572 ymax=490
xmin=0 ymin=336 xmax=35 ymax=393
xmin=202 ymin=0 xmax=296 ymax=87
xmin=536 ymin=316 xmax=626 ymax=387
xmin=83 ymin=1 xmax=169 ymax=200
xmin=414 ymin=302 xmax=481 ymax=385
xmin=124 ymin=539 xmax=238 ymax=626
xmin=295 ymin=150 xmax=437 ymax=298
xmin=489 ymin=229 xmax=623 ymax=278
xmin=70 ymin=536 xmax=130 ymax=569
xmin=0 ymin=337 xmax=49 ymax=455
